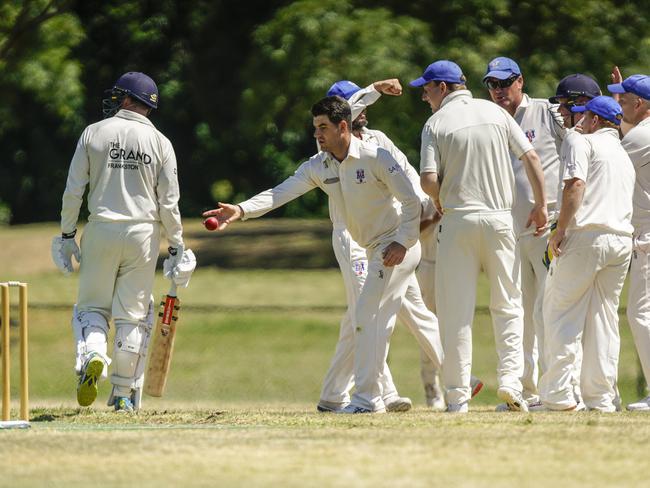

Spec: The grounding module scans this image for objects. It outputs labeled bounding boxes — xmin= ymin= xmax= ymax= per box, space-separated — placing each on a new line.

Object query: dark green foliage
xmin=1 ymin=0 xmax=650 ymax=223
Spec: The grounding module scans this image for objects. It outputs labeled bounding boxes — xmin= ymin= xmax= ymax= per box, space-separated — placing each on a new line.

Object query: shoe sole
xmin=77 ymin=358 xmax=104 ymax=407
xmin=386 ymin=399 xmax=412 ymax=413
xmin=316 ymin=402 xmax=348 ymax=413
xmin=497 ymin=388 xmax=528 ymax=412
xmin=626 ymin=405 xmax=650 ymax=411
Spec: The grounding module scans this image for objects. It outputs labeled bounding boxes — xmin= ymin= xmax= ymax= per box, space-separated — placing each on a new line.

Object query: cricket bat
xmin=144 ymin=283 xmax=181 ymax=397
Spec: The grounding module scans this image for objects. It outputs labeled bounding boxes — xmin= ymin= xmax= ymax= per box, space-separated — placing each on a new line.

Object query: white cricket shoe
xmin=496 ymin=396 xmax=540 ymax=412
xmin=336 ymin=404 xmax=386 ymax=414
xmin=497 ymin=387 xmax=528 ymax=412
xmin=445 ymin=402 xmax=468 ymax=413
xmin=385 ymin=397 xmax=412 ymax=413
xmin=626 ymin=396 xmax=650 ymax=412
xmin=424 ymin=384 xmax=446 ymax=411
xmin=424 ymin=380 xmax=446 ymax=410
xmin=316 ymin=400 xmax=348 ymax=413
xmin=528 ymin=400 xmax=586 ymax=412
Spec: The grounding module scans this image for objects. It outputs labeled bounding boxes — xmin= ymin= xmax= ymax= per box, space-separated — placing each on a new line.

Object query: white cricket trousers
xmin=78 ymin=221 xmax=160 ymax=321
xmin=516 ymin=232 xmax=549 ymax=402
xmin=540 ymin=231 xmax=631 ymax=411
xmin=351 ymin=239 xmax=425 ymax=410
xmin=416 ymin=224 xmax=439 ymax=387
xmin=436 ymin=210 xmax=524 ymax=405
xmin=627 ymin=229 xmax=650 ymax=392
xmin=320 ymin=229 xmax=443 ymax=407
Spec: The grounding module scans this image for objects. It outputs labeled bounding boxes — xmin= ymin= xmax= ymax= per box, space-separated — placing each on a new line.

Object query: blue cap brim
xmin=607 ymin=83 xmax=626 ymax=94
xmin=571 ymin=105 xmax=587 ymax=113
xmin=409 ymin=77 xmax=427 ymax=87
xmin=482 ymin=70 xmax=517 ymax=82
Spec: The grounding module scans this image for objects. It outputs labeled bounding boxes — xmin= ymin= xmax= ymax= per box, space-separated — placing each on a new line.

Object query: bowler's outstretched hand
xmin=202 ymin=203 xmax=242 ymax=231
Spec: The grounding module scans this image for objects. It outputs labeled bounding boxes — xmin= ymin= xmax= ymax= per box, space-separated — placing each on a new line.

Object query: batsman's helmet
xmin=102 ymin=72 xmax=158 ymax=118
xmin=327 ymin=80 xmax=361 ymax=100
xmin=549 ymin=74 xmax=600 ymax=103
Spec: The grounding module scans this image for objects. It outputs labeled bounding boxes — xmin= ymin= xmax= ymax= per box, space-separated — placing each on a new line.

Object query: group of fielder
xmin=52 ymin=55 xmax=650 ymax=414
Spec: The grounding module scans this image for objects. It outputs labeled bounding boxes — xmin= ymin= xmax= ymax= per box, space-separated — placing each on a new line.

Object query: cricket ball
xmin=203 ymin=216 xmax=219 ymax=231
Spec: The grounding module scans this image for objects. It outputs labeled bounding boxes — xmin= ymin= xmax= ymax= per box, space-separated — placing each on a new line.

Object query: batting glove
xmin=51 ymin=230 xmax=81 ymax=274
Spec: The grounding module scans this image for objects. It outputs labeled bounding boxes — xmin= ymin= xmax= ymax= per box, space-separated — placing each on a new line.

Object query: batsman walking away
xmin=52 ymin=71 xmax=196 ymax=413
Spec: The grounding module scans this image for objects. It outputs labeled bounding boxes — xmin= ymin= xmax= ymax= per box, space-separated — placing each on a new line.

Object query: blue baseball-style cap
xmin=571 ymin=96 xmax=623 ymax=125
xmin=608 ymin=74 xmax=650 ymax=100
xmin=409 ymin=60 xmax=464 ymax=87
xmin=483 ymin=57 xmax=521 ymax=81
xmin=326 ymin=80 xmax=361 ymax=100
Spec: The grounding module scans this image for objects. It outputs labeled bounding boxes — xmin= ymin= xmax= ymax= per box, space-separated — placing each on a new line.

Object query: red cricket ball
xmin=203 ymin=216 xmax=219 ymax=231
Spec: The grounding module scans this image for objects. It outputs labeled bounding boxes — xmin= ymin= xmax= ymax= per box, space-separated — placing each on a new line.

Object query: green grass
xmin=3 ymin=407 xmax=650 ymax=488
xmin=0 ymin=220 xmax=648 ymax=487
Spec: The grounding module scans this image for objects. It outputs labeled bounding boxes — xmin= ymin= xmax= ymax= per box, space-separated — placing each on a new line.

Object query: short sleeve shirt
xmin=420 ymin=90 xmax=533 ymax=212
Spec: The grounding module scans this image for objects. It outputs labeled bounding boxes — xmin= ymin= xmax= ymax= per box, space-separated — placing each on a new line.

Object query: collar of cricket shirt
xmin=637 ymin=117 xmax=650 ymax=128
xmin=115 ymin=109 xmax=155 ymax=127
xmin=439 ymin=89 xmax=473 ymax=110
xmin=345 ymin=134 xmax=362 ymax=160
xmin=514 ymin=93 xmax=531 ymax=118
xmin=593 ymin=127 xmax=620 ymax=138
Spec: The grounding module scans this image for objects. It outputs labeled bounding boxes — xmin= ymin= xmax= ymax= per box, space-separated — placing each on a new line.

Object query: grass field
xmin=1 ymin=220 xmax=648 ymax=487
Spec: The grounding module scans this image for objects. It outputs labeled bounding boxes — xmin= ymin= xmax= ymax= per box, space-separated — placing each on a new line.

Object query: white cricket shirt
xmin=240 ymin=136 xmax=421 ymax=250
xmin=61 ymin=109 xmax=183 ymax=247
xmin=420 ymin=90 xmax=533 ymax=212
xmin=556 ymin=129 xmax=582 ymax=213
xmin=563 ymin=128 xmax=634 ymax=235
xmin=622 ymin=117 xmax=650 ymax=230
xmin=511 ymin=95 xmax=564 ymax=234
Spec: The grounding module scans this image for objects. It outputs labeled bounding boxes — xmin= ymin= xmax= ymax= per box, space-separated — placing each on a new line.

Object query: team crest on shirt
xmin=353 ymin=260 xmax=366 ymax=276
xmin=525 ymin=129 xmax=536 ymax=143
xmin=356 ymin=169 xmax=366 ymax=184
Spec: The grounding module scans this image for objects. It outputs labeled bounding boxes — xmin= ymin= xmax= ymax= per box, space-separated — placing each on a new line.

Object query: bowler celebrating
xmin=205 ymin=96 xmax=436 ymax=413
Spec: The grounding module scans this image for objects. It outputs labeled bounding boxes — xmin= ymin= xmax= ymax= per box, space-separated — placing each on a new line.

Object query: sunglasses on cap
xmin=484 ymin=76 xmax=520 ymax=90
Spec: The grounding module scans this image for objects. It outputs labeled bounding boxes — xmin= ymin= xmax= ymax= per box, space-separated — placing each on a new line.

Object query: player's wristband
xmin=62 ymin=229 xmax=77 ymax=239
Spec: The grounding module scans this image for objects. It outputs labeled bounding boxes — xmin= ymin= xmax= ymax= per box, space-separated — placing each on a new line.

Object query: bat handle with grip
xmin=169 ymin=281 xmax=178 ymax=298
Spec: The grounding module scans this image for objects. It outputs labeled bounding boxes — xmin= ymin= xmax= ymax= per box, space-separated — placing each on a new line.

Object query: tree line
xmin=1 ymin=0 xmax=648 ymax=224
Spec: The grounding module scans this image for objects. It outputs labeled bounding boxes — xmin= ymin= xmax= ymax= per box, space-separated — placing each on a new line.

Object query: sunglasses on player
xmin=484 ymin=76 xmax=520 ymax=90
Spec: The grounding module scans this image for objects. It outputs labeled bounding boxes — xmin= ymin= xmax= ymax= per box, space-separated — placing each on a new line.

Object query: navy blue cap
xmin=608 ymin=74 xmax=650 ymax=100
xmin=571 ymin=96 xmax=623 ymax=125
xmin=483 ymin=57 xmax=521 ymax=81
xmin=549 ymin=74 xmax=601 ymax=103
xmin=114 ymin=72 xmax=158 ymax=109
xmin=327 ymin=80 xmax=361 ymax=100
xmin=410 ymin=60 xmax=464 ymax=87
